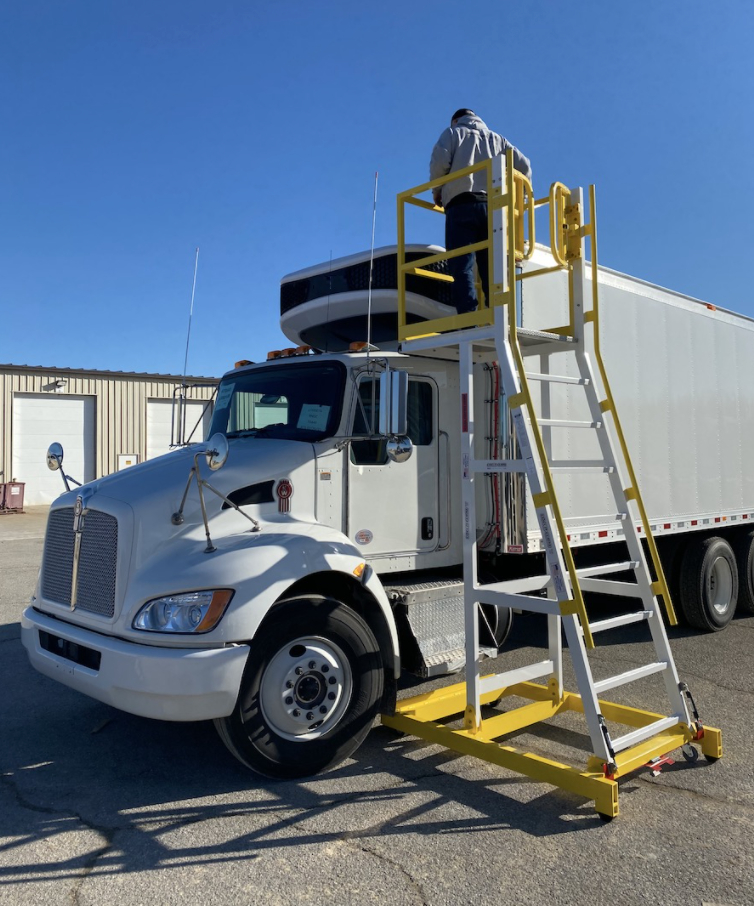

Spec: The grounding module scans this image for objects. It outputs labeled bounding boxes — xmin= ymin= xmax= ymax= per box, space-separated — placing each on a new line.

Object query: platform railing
xmin=396 ymin=150 xmax=577 ymax=342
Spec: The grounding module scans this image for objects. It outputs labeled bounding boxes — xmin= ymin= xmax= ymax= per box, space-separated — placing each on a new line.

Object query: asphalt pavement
xmin=1 ymin=507 xmax=753 ymax=905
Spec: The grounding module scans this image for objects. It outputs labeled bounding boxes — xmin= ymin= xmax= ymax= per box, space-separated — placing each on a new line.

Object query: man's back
xmin=430 ymin=113 xmax=531 ymax=208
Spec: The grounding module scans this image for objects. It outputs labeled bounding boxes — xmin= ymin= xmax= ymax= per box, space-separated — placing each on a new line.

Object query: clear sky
xmin=2 ymin=1 xmax=752 ymax=379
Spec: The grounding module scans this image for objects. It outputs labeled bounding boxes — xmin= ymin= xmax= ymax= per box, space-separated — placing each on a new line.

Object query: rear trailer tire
xmin=679 ymin=536 xmax=738 ymax=631
xmin=215 ymin=596 xmax=384 ymax=779
xmin=733 ymin=530 xmax=754 ymax=614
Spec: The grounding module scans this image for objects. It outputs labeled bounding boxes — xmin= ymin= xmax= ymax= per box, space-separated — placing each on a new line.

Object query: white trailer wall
xmin=520 ymin=251 xmax=754 ymax=541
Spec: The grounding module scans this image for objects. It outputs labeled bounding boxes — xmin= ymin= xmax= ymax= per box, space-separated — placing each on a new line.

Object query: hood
xmin=50 ymin=438 xmax=319 ymax=569
xmin=92 ymin=439 xmax=315 ymax=510
xmin=454 ymin=114 xmax=486 ymax=131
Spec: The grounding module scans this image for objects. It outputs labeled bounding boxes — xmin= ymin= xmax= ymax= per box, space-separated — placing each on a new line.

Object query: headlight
xmin=133 ymin=590 xmax=234 ymax=633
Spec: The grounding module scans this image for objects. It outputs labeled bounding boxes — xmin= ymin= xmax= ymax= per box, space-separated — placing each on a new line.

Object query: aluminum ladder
xmin=383 ymin=151 xmax=722 ymax=819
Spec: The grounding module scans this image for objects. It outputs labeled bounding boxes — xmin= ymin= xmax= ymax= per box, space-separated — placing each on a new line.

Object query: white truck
xmin=22 ymin=182 xmax=752 ymax=783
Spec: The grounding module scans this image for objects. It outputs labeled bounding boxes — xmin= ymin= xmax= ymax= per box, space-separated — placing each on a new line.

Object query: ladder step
xmin=610 ymin=716 xmax=681 ymax=754
xmin=525 ymin=372 xmax=589 ymax=386
xmin=593 ymin=662 xmax=668 ymax=696
xmin=479 ymin=660 xmax=555 ymax=695
xmin=537 ymin=418 xmax=602 ymax=429
xmin=516 ymin=327 xmax=575 ymax=345
xmin=550 ymin=463 xmax=615 ymax=474
xmin=589 ymin=611 xmax=651 ymax=634
xmin=576 ymin=561 xmax=639 ymax=578
xmin=564 ymin=513 xmax=627 ymax=524
xmin=578 ymin=578 xmax=645 ymax=598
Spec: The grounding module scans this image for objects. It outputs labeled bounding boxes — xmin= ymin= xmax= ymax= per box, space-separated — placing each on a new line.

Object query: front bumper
xmin=21 ymin=607 xmax=249 ymax=721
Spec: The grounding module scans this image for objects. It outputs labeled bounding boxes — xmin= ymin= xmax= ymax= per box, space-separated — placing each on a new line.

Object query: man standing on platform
xmin=430 ymin=109 xmax=532 ymax=314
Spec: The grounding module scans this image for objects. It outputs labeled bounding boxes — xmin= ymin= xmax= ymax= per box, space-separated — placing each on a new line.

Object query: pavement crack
xmin=1 ymin=771 xmax=115 ymax=904
xmin=341 ymin=835 xmax=429 ymax=905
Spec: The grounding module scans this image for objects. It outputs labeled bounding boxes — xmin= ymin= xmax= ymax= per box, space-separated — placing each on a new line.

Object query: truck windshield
xmin=208 ymin=361 xmax=345 ymax=442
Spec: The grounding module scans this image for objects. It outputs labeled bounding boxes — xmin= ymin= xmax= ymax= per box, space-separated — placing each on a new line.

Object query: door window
xmin=350 ymin=376 xmax=434 ymax=465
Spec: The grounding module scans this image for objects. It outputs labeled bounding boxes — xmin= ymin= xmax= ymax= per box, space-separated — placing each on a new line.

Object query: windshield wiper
xmin=225 ymin=427 xmax=271 ymax=438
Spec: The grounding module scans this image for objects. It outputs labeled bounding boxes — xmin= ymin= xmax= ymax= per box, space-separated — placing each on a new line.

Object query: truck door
xmin=347 ymin=373 xmax=440 ymax=557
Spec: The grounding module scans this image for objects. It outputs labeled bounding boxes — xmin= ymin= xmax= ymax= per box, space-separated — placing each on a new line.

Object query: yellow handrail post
xmin=587 ymin=185 xmax=678 ymax=626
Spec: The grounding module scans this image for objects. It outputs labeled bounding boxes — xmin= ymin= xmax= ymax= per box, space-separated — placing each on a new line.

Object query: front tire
xmin=679 ymin=536 xmax=738 ymax=631
xmin=215 ymin=596 xmax=384 ymax=778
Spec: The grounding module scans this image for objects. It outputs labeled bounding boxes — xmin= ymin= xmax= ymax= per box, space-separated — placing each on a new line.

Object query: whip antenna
xmin=366 ymin=171 xmax=378 ymax=356
xmin=174 ymin=247 xmax=199 ymax=447
xmin=183 ymin=247 xmax=200 ymax=378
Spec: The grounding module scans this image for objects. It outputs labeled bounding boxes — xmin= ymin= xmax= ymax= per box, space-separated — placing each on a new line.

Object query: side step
xmin=384 ymin=579 xmax=496 ymax=678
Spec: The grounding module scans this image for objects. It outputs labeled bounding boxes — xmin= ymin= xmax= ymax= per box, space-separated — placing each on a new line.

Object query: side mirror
xmin=386 ymin=435 xmax=413 ymax=463
xmin=379 ymin=369 xmax=408 ymax=436
xmin=205 ymin=433 xmax=229 ymax=472
xmin=47 ymin=443 xmax=64 ymax=472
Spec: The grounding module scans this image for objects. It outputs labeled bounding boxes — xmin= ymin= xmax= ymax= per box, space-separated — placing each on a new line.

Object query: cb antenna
xmin=174 ymin=247 xmax=199 ymax=447
xmin=183 ymin=247 xmax=200 ymax=378
xmin=366 ymin=171 xmax=378 ymax=357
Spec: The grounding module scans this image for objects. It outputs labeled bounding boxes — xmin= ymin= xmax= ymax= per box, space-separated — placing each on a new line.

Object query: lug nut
xmin=328 ymin=691 xmax=336 ymax=701
xmin=295 ymin=666 xmax=304 ymax=675
xmin=306 ymin=712 xmax=314 ymax=721
xmin=320 ymin=706 xmax=327 ymax=714
xmin=308 ymin=661 xmax=316 ymax=669
xmin=328 ymin=676 xmax=336 ymax=685
xmin=285 ymin=680 xmax=293 ymax=688
xmin=321 ymin=664 xmax=329 ymax=673
xmin=292 ymin=709 xmax=300 ymax=717
xmin=285 ymin=697 xmax=293 ymax=706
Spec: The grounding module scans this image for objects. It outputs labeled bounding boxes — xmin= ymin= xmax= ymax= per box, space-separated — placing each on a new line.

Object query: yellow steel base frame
xmin=382 ymin=680 xmax=723 ymax=819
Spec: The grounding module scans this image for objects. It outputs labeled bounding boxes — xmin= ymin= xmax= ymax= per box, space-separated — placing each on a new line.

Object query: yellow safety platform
xmin=383 ymin=679 xmax=722 ymax=819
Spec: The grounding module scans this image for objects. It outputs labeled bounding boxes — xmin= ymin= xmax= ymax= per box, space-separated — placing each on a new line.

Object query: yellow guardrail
xmin=397 ymin=151 xmax=577 ymax=342
xmin=585 ymin=186 xmax=678 ymax=626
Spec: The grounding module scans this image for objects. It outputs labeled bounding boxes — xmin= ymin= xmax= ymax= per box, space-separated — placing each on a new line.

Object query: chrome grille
xmin=41 ymin=507 xmax=118 ymax=618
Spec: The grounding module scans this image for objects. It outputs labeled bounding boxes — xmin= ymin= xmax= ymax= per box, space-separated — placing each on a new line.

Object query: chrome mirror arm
xmin=170 ymin=437 xmax=259 ymax=553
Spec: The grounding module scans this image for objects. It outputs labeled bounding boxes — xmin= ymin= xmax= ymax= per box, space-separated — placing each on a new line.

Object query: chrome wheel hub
xmin=260 ymin=637 xmax=352 ymax=741
xmin=708 ymin=556 xmax=734 ymax=616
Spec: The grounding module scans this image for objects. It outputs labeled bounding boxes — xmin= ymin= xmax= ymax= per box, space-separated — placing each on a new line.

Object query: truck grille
xmin=41 ymin=508 xmax=118 ymax=618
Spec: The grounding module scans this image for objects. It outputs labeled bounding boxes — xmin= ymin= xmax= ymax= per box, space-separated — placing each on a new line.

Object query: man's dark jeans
xmin=445 ymin=200 xmax=489 ymax=314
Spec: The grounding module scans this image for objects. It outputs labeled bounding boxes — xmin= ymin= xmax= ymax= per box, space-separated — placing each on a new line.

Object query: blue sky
xmin=2 ymin=1 xmax=753 ymax=379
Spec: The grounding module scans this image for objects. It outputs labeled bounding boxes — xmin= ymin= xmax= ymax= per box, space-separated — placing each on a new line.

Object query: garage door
xmin=12 ymin=394 xmax=96 ymax=505
xmin=146 ymin=398 xmax=212 ymax=460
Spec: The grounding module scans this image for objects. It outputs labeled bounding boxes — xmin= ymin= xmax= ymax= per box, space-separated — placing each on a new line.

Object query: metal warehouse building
xmin=1 ymin=364 xmax=219 ymax=505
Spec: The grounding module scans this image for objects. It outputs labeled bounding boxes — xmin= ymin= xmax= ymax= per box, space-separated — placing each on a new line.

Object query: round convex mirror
xmin=206 ymin=433 xmax=229 ymax=471
xmin=386 ymin=435 xmax=413 ymax=464
xmin=46 ymin=442 xmax=64 ymax=472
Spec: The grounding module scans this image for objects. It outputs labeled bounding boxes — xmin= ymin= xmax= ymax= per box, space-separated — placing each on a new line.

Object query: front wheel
xmin=215 ymin=596 xmax=384 ymax=778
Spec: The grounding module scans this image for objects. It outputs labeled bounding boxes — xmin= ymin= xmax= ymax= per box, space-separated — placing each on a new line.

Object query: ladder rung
xmin=525 ymin=372 xmax=589 ymax=386
xmin=517 ymin=327 xmax=575 ymax=345
xmin=577 ymin=561 xmax=639 ymax=578
xmin=564 ymin=513 xmax=627 ymax=524
xmin=537 ymin=418 xmax=602 ymax=429
xmin=578 ymin=577 xmax=645 ymax=598
xmin=477 ymin=574 xmax=550 ymax=594
xmin=479 ymin=660 xmax=555 ymax=695
xmin=550 ymin=463 xmax=615 ymax=474
xmin=592 ymin=662 xmax=668 ymax=696
xmin=610 ymin=716 xmax=681 ymax=754
xmin=589 ymin=611 xmax=651 ymax=634
xmin=474 ymin=586 xmax=562 ymax=616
